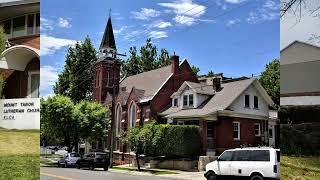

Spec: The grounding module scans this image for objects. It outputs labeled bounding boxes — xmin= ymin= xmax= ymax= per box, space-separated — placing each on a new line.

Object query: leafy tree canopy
xmin=54 ymin=37 xmax=97 ymax=102
xmin=259 ymin=59 xmax=280 ymax=107
xmin=0 ymin=26 xmax=5 ymax=53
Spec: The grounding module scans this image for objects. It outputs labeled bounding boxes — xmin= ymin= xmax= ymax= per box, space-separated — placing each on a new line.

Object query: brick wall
xmin=9 ymin=35 xmax=40 ymax=50
xmin=214 ymin=116 xmax=265 ymax=154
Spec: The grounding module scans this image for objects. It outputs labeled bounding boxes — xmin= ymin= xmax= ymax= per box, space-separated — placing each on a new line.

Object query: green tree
xmin=122 ymin=126 xmax=144 ymax=171
xmin=41 ymin=96 xmax=79 ymax=152
xmin=121 ymin=47 xmax=142 ymax=77
xmin=0 ymin=74 xmax=5 ymax=99
xmin=54 ymin=37 xmax=97 ymax=102
xmin=140 ymin=38 xmax=157 ymax=72
xmin=0 ymin=26 xmax=5 ymax=53
xmin=191 ymin=65 xmax=200 ymax=76
xmin=157 ymin=49 xmax=171 ymax=67
xmin=74 ymin=100 xmax=110 ymax=142
xmin=207 ymin=70 xmax=214 ymax=77
xmin=259 ymin=59 xmax=280 ymax=107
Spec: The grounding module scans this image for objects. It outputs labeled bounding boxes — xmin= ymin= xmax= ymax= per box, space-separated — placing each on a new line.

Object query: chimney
xmin=171 ymin=53 xmax=179 ymax=74
xmin=212 ymin=77 xmax=222 ymax=91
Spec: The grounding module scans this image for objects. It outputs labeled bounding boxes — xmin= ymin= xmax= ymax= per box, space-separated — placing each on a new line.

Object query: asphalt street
xmin=40 ymin=167 xmax=177 ymax=180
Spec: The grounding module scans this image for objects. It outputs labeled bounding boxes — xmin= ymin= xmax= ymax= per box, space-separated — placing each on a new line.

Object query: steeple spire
xmin=100 ymin=14 xmax=117 ymax=54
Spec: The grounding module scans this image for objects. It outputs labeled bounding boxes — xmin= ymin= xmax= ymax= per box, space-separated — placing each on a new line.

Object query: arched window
xmin=129 ymin=102 xmax=136 ymax=128
xmin=115 ymin=104 xmax=121 ymax=136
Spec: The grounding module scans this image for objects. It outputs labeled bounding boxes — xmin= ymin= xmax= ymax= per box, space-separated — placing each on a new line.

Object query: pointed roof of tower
xmin=100 ymin=17 xmax=116 ymax=51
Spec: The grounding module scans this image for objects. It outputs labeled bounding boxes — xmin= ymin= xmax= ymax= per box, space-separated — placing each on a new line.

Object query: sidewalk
xmin=113 ymin=164 xmax=205 ymax=180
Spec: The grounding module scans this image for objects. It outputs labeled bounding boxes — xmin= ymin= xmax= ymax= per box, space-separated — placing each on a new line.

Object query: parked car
xmin=57 ymin=152 xmax=81 ymax=168
xmin=204 ymin=147 xmax=280 ymax=180
xmin=76 ymin=152 xmax=109 ymax=171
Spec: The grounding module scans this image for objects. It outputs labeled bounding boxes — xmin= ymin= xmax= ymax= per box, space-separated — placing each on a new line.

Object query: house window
xmin=28 ymin=71 xmax=40 ymax=98
xmin=173 ymin=98 xmax=178 ymax=107
xmin=245 ymin=95 xmax=250 ymax=108
xmin=1 ymin=13 xmax=40 ymax=39
xmin=233 ymin=122 xmax=240 ymax=140
xmin=269 ymin=128 xmax=273 ymax=138
xmin=254 ymin=96 xmax=258 ymax=109
xmin=129 ymin=102 xmax=136 ymax=128
xmin=12 ymin=16 xmax=26 ymax=38
xmin=254 ymin=123 xmax=261 ymax=136
xmin=183 ymin=95 xmax=188 ymax=107
xmin=189 ymin=94 xmax=194 ymax=107
xmin=115 ymin=104 xmax=121 ymax=136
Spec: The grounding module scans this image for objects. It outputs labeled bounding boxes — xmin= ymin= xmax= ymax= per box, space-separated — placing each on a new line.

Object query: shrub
xmin=152 ymin=124 xmax=201 ymax=158
xmin=279 ymin=105 xmax=320 ymax=124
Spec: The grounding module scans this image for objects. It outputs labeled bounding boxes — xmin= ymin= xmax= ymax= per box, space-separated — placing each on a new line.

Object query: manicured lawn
xmin=0 ymin=129 xmax=39 ymax=180
xmin=281 ymin=155 xmax=320 ymax=180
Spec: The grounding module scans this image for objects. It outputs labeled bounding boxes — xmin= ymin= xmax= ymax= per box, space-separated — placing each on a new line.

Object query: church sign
xmin=0 ymin=98 xmax=40 ymax=129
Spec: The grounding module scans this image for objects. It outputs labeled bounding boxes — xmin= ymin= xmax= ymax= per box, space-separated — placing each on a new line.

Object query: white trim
xmin=233 ymin=121 xmax=240 ymax=140
xmin=280 ymin=96 xmax=320 ymax=106
xmin=27 ymin=70 xmax=39 ymax=98
xmin=254 ymin=123 xmax=261 ymax=136
xmin=146 ymin=73 xmax=172 ymax=101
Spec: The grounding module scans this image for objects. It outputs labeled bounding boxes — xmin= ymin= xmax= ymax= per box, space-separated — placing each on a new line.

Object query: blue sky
xmin=40 ymin=0 xmax=279 ymax=97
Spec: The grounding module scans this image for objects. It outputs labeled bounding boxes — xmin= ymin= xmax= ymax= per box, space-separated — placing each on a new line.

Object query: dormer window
xmin=189 ymin=94 xmax=194 ymax=106
xmin=254 ymin=96 xmax=259 ymax=109
xmin=245 ymin=95 xmax=250 ymax=108
xmin=173 ymin=98 xmax=178 ymax=107
xmin=183 ymin=94 xmax=194 ymax=108
xmin=183 ymin=95 xmax=188 ymax=107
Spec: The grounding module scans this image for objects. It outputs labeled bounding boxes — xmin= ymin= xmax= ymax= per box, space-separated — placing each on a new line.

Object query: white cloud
xmin=225 ymin=0 xmax=247 ymax=4
xmin=40 ymin=17 xmax=54 ymax=32
xmin=247 ymin=0 xmax=279 ymax=24
xmin=158 ymin=0 xmax=206 ymax=17
xmin=154 ymin=21 xmax=172 ymax=28
xmin=174 ymin=15 xmax=197 ymax=26
xmin=158 ymin=0 xmax=212 ymax=26
xmin=58 ymin=17 xmax=72 ymax=28
xmin=114 ymin=26 xmax=128 ymax=34
xmin=131 ymin=8 xmax=161 ymax=20
xmin=40 ymin=65 xmax=59 ymax=98
xmin=41 ymin=34 xmax=77 ymax=56
xmin=149 ymin=31 xmax=168 ymax=39
xmin=227 ymin=18 xmax=241 ymax=26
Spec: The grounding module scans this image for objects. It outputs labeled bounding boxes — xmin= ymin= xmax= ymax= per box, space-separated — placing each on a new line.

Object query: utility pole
xmin=109 ymin=61 xmax=116 ymax=168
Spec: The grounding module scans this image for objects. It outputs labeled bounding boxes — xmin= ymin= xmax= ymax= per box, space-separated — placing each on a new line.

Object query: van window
xmin=276 ymin=151 xmax=280 ymax=162
xmin=250 ymin=150 xmax=270 ymax=161
xmin=232 ymin=150 xmax=250 ymax=161
xmin=219 ymin=151 xmax=233 ymax=161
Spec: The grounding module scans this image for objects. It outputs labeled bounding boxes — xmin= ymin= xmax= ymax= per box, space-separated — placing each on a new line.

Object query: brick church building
xmin=92 ymin=17 xmax=198 ymax=153
xmin=92 ymin=17 xmax=278 ymax=156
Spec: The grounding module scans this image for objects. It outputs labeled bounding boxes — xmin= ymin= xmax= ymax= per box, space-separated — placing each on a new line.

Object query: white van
xmin=204 ymin=147 xmax=280 ymax=180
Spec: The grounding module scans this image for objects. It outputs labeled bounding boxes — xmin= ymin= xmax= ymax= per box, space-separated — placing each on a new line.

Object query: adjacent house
xmin=160 ymin=77 xmax=277 ymax=154
xmin=0 ymin=0 xmax=40 ymax=129
xmin=91 ymin=16 xmax=278 ymax=156
xmin=280 ymin=41 xmax=320 ymax=106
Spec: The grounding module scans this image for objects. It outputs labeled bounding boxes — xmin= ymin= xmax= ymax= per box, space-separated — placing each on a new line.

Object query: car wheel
xmin=104 ymin=166 xmax=109 ymax=171
xmin=90 ymin=164 xmax=95 ymax=171
xmin=76 ymin=163 xmax=81 ymax=169
xmin=207 ymin=172 xmax=217 ymax=180
xmin=250 ymin=173 xmax=264 ymax=180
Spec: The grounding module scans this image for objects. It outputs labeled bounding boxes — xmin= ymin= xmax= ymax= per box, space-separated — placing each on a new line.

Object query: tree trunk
xmin=136 ymin=153 xmax=140 ymax=171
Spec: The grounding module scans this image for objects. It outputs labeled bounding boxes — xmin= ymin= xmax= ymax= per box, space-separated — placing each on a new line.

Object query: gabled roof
xmin=281 ymin=40 xmax=320 ymax=53
xmin=100 ymin=17 xmax=116 ymax=51
xmin=160 ymin=78 xmax=274 ymax=118
xmin=119 ymin=65 xmax=173 ymax=102
xmin=171 ymin=81 xmax=215 ymax=97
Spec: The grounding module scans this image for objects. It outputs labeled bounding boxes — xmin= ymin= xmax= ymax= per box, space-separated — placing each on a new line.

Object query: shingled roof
xmin=100 ymin=17 xmax=116 ymax=51
xmin=160 ymin=78 xmax=273 ymax=118
xmin=119 ymin=65 xmax=173 ymax=102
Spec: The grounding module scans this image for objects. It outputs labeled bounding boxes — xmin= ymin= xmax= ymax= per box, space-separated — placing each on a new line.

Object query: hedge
xmin=280 ymin=123 xmax=320 ymax=155
xmin=279 ymin=105 xmax=320 ymax=124
xmin=151 ymin=124 xmax=201 ymax=158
